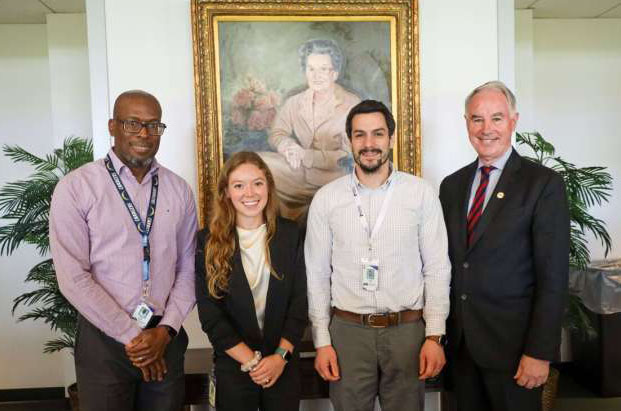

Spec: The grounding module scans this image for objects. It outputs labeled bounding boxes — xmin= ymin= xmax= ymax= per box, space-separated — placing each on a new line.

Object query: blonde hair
xmin=204 ymin=152 xmax=280 ymax=298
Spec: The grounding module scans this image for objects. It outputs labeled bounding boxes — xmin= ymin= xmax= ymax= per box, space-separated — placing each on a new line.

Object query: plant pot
xmin=68 ymin=382 xmax=79 ymax=411
xmin=541 ymin=366 xmax=559 ymax=411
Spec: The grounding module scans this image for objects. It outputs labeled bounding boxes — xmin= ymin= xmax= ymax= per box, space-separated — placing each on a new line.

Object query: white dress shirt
xmin=305 ymin=167 xmax=452 ymax=348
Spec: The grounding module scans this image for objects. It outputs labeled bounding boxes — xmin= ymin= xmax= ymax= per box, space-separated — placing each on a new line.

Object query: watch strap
xmin=162 ymin=325 xmax=177 ymax=338
xmin=425 ymin=335 xmax=446 ymax=346
xmin=275 ymin=347 xmax=291 ymax=362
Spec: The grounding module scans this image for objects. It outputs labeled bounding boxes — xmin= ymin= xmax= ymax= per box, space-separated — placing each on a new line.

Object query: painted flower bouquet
xmin=224 ymin=76 xmax=281 ymax=157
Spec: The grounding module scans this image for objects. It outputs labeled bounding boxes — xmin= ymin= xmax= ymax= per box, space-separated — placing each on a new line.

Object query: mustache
xmin=130 ymin=142 xmax=154 ymax=148
xmin=359 ymin=148 xmax=382 ymax=155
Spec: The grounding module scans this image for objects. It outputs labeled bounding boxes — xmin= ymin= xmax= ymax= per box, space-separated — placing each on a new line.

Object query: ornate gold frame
xmin=191 ymin=0 xmax=420 ymax=225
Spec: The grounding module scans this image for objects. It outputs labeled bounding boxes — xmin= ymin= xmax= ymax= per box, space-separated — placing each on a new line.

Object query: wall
xmin=0 ymin=24 xmax=60 ymax=389
xmin=46 ymin=14 xmax=92 ymax=147
xmin=0 ymin=15 xmax=93 ymax=389
xmin=516 ymin=15 xmax=621 ymax=260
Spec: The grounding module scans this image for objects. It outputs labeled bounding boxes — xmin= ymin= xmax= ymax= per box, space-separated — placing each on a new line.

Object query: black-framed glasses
xmin=116 ymin=119 xmax=167 ymax=136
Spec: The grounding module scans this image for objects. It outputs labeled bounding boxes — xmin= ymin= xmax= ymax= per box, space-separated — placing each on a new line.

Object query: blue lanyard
xmin=104 ymin=155 xmax=159 ymax=288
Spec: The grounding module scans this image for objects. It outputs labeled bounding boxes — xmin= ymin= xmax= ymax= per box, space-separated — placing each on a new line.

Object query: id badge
xmin=361 ymin=258 xmax=379 ymax=291
xmin=132 ymin=302 xmax=154 ymax=329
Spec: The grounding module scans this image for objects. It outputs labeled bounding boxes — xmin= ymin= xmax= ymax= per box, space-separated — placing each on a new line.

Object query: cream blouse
xmin=236 ymin=224 xmax=271 ymax=331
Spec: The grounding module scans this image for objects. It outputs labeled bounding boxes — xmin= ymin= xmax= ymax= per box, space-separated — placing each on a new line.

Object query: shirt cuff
xmin=312 ymin=324 xmax=332 ymax=348
xmin=117 ymin=323 xmax=144 ymax=345
xmin=160 ymin=311 xmax=183 ymax=334
xmin=423 ymin=314 xmax=446 ymax=337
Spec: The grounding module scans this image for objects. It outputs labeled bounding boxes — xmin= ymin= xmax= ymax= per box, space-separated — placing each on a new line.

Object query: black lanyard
xmin=104 ymin=155 xmax=159 ymax=287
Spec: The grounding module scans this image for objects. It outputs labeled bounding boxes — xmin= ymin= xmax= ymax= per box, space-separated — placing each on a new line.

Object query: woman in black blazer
xmin=195 ymin=151 xmax=307 ymax=411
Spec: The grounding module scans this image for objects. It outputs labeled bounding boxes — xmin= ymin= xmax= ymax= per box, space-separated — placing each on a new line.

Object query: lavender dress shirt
xmin=50 ymin=150 xmax=197 ymax=345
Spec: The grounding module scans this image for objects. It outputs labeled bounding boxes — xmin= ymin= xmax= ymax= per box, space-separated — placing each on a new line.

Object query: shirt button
xmin=461 ymin=294 xmax=468 ymax=301
xmin=463 ymin=262 xmax=470 ymax=269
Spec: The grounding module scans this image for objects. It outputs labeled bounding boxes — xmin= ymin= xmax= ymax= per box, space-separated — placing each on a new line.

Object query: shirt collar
xmin=477 ymin=145 xmax=512 ymax=171
xmin=351 ymin=162 xmax=396 ymax=191
xmin=106 ymin=148 xmax=160 ymax=179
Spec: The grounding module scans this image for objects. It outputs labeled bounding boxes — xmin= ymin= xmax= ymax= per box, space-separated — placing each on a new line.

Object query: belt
xmin=333 ymin=308 xmax=422 ymax=328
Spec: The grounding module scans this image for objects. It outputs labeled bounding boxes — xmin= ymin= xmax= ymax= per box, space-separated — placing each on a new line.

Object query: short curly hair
xmin=298 ymin=39 xmax=343 ymax=74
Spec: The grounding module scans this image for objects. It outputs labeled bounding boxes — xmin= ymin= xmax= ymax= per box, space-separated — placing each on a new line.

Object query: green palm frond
xmin=516 ymin=132 xmax=612 ymax=268
xmin=44 ymin=334 xmax=77 ymax=354
xmin=2 ymin=138 xmax=93 ymax=353
xmin=517 ymin=132 xmax=613 ymax=338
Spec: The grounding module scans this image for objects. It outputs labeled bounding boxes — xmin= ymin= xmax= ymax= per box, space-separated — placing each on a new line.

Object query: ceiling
xmin=516 ymin=0 xmax=621 ymax=18
xmin=0 ymin=0 xmax=620 ymax=24
xmin=0 ymin=0 xmax=85 ymax=24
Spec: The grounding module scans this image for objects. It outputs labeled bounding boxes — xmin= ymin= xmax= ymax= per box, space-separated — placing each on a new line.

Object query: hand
xmin=139 ymin=357 xmax=168 ymax=382
xmin=249 ymin=354 xmax=286 ymax=388
xmin=418 ymin=339 xmax=446 ymax=380
xmin=284 ymin=144 xmax=305 ymax=169
xmin=314 ymin=345 xmax=340 ymax=381
xmin=514 ymin=354 xmax=549 ymax=389
xmin=125 ymin=326 xmax=171 ymax=367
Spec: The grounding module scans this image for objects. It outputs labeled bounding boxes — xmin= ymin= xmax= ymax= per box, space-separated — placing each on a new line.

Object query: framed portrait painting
xmin=191 ymin=0 xmax=420 ymax=225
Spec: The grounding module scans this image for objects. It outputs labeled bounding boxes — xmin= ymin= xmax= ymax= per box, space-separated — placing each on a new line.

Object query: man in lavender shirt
xmin=50 ymin=90 xmax=197 ymax=410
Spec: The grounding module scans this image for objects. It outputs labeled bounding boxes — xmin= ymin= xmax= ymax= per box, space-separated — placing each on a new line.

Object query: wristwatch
xmin=426 ymin=335 xmax=446 ymax=346
xmin=162 ymin=325 xmax=177 ymax=338
xmin=275 ymin=347 xmax=292 ymax=362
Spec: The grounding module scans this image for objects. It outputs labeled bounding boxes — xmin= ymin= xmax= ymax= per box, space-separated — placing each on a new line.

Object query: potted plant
xmin=0 ymin=137 xmax=93 ymax=410
xmin=516 ymin=131 xmax=613 ymax=407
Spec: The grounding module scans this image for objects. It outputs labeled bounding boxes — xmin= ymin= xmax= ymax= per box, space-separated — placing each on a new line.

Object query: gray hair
xmin=298 ymin=39 xmax=343 ymax=74
xmin=465 ymin=81 xmax=517 ymax=114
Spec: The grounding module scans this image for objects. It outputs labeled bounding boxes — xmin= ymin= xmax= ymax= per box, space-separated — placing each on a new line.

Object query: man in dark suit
xmin=439 ymin=81 xmax=570 ymax=411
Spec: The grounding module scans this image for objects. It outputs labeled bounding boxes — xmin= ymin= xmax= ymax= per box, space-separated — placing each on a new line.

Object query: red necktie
xmin=467 ymin=166 xmax=494 ymax=246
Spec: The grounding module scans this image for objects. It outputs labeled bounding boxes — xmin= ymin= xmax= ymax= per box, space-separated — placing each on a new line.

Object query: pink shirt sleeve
xmin=50 ymin=177 xmax=143 ymax=345
xmin=159 ymin=184 xmax=198 ymax=332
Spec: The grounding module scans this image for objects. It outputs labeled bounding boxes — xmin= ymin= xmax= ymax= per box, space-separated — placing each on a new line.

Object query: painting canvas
xmin=192 ymin=0 xmax=420 ymax=225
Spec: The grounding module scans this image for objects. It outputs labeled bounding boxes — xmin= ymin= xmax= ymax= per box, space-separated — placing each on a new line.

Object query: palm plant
xmin=516 ymin=131 xmax=612 ymax=338
xmin=0 ymin=137 xmax=93 ymax=353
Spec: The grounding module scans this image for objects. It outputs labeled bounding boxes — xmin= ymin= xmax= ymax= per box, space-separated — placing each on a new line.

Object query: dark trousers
xmin=452 ymin=337 xmax=542 ymax=411
xmin=213 ymin=353 xmax=300 ymax=411
xmin=75 ymin=315 xmax=188 ymax=411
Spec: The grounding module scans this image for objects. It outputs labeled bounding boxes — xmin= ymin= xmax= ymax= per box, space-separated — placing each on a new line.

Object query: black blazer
xmin=195 ymin=217 xmax=307 ymax=359
xmin=439 ymin=149 xmax=569 ymax=371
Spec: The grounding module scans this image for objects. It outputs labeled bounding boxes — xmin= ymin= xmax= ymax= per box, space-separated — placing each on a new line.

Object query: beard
xmin=116 ymin=149 xmax=154 ymax=170
xmin=354 ymin=148 xmax=390 ymax=173
xmin=127 ymin=156 xmax=153 ymax=169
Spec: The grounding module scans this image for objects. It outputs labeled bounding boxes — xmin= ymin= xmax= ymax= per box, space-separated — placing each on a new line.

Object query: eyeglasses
xmin=116 ymin=119 xmax=167 ymax=136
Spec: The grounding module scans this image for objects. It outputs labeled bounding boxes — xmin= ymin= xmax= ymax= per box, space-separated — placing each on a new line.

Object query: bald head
xmin=113 ymin=90 xmax=162 ymax=119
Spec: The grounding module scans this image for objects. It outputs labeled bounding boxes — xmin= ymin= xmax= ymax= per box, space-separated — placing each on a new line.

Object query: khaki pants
xmin=329 ymin=315 xmax=425 ymax=411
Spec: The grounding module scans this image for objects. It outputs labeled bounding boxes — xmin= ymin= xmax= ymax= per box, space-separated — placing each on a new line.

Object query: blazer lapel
xmin=262 ymin=229 xmax=284 ymax=346
xmin=467 ymin=149 xmax=521 ymax=252
xmin=229 ymin=239 xmax=263 ymax=341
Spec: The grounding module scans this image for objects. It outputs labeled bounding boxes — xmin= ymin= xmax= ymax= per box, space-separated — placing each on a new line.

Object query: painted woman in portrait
xmin=259 ymin=39 xmax=360 ymax=221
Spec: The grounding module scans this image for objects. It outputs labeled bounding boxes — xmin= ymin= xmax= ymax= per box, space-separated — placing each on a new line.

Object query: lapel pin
xmin=497 ymin=192 xmax=505 ymax=199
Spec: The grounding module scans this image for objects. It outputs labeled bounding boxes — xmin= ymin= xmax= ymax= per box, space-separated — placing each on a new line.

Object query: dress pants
xmin=213 ymin=353 xmax=300 ymax=411
xmin=329 ymin=315 xmax=425 ymax=411
xmin=451 ymin=337 xmax=542 ymax=411
xmin=75 ymin=315 xmax=188 ymax=411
